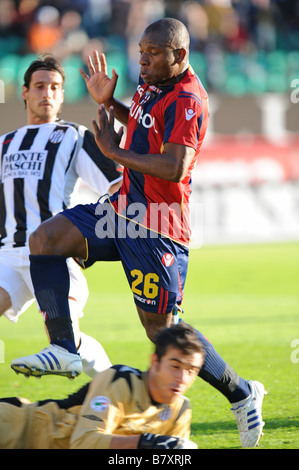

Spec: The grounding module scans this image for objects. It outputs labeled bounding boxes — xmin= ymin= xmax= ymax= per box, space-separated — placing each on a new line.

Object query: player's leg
xmin=11 ymin=202 xmax=119 ymax=378
xmin=67 ymin=258 xmax=93 ymax=350
xmin=29 ymin=213 xmax=86 ymax=354
xmin=67 ymin=258 xmax=112 ymax=377
xmin=39 ymin=274 xmax=111 ymax=378
xmin=17 ymin=244 xmax=86 ymax=354
xmin=4 ymin=250 xmax=110 ymax=378
xmin=0 ymin=250 xmax=15 ymax=317
xmin=0 ymin=255 xmax=35 ymax=321
xmin=117 ymin=229 xmax=241 ymax=401
xmin=77 ymin=332 xmax=112 ymax=377
xmin=136 ymin=303 xmax=251 ymax=403
xmin=0 ymin=287 xmax=12 ymax=316
xmin=118 ymin=230 xmax=248 ymax=402
xmin=136 ymin=304 xmax=266 ymax=447
xmin=11 ymin=213 xmax=86 ymax=378
xmin=136 ymin=306 xmax=174 ymax=342
xmin=119 ymin=231 xmax=265 ymax=447
xmin=66 ymin=300 xmax=112 ymax=377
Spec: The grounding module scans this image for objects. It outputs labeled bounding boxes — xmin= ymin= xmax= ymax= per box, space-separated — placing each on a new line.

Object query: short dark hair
xmin=154 ymin=322 xmax=204 ymax=362
xmin=144 ymin=17 xmax=190 ymax=51
xmin=23 ymin=54 xmax=65 ymax=89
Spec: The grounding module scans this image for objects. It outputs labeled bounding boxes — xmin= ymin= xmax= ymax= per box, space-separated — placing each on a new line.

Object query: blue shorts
xmin=62 ymin=200 xmax=189 ymax=314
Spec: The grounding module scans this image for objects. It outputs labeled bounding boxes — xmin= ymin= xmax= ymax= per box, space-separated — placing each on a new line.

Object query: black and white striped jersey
xmin=0 ymin=119 xmax=122 ymax=248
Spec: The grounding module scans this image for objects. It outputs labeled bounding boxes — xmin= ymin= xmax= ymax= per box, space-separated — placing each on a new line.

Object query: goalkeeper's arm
xmin=138 ymin=433 xmax=197 ymax=449
xmin=108 ymin=433 xmax=197 ymax=449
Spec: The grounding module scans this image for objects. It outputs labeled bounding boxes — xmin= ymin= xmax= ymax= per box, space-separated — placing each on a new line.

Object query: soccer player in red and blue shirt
xmin=12 ymin=18 xmax=266 ymax=448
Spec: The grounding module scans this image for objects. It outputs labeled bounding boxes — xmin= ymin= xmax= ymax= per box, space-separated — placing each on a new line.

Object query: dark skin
xmin=29 ymin=25 xmax=194 ymax=341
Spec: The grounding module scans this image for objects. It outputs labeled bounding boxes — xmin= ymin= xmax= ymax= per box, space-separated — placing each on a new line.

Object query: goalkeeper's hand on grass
xmin=138 ymin=433 xmax=197 ymax=449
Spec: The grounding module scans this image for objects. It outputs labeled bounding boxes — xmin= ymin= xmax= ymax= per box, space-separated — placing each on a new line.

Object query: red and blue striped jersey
xmin=111 ymin=67 xmax=209 ymax=246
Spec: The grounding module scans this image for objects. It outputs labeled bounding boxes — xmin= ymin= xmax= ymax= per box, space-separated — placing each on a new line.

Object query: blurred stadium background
xmin=0 ymin=0 xmax=298 ymax=247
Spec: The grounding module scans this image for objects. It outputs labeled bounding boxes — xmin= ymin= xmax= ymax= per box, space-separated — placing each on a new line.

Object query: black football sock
xmin=29 ymin=254 xmax=77 ymax=354
xmin=179 ymin=319 xmax=251 ymax=403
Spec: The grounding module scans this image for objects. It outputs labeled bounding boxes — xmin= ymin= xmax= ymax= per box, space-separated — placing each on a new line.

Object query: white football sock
xmin=78 ymin=332 xmax=112 ymax=378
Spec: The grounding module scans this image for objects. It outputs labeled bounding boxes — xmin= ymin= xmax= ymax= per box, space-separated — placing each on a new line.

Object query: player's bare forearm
xmin=109 ymin=435 xmax=141 ymax=449
xmin=104 ymin=147 xmax=185 ymax=182
xmin=93 ymin=105 xmax=195 ymax=182
xmin=104 ymin=98 xmax=129 ymax=126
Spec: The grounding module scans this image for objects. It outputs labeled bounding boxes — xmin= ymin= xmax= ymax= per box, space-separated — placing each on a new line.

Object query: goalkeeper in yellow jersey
xmin=0 ymin=323 xmax=204 ymax=449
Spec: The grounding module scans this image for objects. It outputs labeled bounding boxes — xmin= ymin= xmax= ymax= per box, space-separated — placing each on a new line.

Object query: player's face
xmin=22 ymin=70 xmax=64 ymax=124
xmin=138 ymin=32 xmax=184 ymax=87
xmin=149 ymin=346 xmax=202 ymax=404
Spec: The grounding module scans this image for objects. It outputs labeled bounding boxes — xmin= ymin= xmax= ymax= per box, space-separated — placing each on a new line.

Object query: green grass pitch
xmin=0 ymin=242 xmax=298 ymax=449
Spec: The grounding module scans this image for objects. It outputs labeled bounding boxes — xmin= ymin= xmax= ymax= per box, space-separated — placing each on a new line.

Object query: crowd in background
xmin=0 ymin=0 xmax=298 ymax=99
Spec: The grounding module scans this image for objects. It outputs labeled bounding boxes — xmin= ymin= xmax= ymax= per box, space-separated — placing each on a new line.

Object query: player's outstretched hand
xmin=79 ymin=51 xmax=118 ymax=105
xmin=138 ymin=433 xmax=198 ymax=449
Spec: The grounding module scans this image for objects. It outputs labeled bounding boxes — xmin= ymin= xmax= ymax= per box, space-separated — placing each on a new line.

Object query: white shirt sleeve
xmin=74 ymin=126 xmax=122 ymax=196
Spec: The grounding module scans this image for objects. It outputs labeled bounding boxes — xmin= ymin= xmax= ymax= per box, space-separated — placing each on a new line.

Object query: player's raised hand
xmin=79 ymin=51 xmax=118 ymax=105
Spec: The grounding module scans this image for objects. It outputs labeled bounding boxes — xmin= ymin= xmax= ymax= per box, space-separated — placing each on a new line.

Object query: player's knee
xmin=29 ymin=224 xmax=53 ymax=255
xmin=144 ymin=321 xmax=172 ymax=343
xmin=138 ymin=309 xmax=173 ymax=343
xmin=29 ymin=227 xmax=44 ymax=254
xmin=144 ymin=324 xmax=157 ymax=343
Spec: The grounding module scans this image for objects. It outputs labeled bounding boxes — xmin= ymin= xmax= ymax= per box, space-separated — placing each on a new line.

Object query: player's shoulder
xmin=56 ymin=119 xmax=87 ymax=134
xmin=181 ymin=395 xmax=191 ymax=408
xmin=0 ymin=121 xmax=86 ymax=142
xmin=0 ymin=124 xmax=27 ymax=143
xmin=175 ymin=395 xmax=192 ymax=421
xmin=177 ymin=67 xmax=208 ymax=102
xmin=110 ymin=364 xmax=143 ymax=390
xmin=111 ymin=364 xmax=143 ymax=378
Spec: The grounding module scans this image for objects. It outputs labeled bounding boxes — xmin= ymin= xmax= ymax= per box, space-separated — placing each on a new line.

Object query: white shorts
xmin=0 ymin=246 xmax=89 ymax=323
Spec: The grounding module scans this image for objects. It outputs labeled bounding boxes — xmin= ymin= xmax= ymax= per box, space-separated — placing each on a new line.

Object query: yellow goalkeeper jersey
xmin=0 ymin=365 xmax=192 ymax=449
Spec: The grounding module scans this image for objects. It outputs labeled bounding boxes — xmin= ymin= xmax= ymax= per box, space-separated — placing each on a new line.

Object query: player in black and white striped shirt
xmin=0 ymin=55 xmax=122 ymax=378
